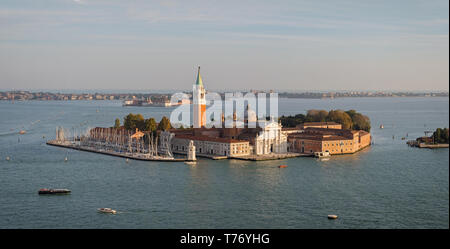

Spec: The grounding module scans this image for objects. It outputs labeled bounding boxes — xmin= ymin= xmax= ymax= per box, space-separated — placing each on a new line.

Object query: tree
xmin=306 ymin=109 xmax=328 ymax=122
xmin=279 ymin=114 xmax=306 ymax=127
xmin=327 ymin=110 xmax=353 ymax=129
xmin=144 ymin=118 xmax=157 ymax=132
xmin=317 ymin=110 xmax=329 ymax=122
xmin=433 ymin=128 xmax=449 ymax=144
xmin=114 ymin=118 xmax=121 ymax=129
xmin=345 ymin=110 xmax=357 ymax=119
xmin=351 ymin=113 xmax=371 ymax=132
xmin=157 ymin=116 xmax=172 ymax=131
xmin=124 ymin=113 xmax=145 ymax=131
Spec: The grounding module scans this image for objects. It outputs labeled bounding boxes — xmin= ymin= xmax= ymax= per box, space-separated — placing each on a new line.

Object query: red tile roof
xmin=302 ymin=122 xmax=341 ymax=126
xmin=288 ymin=133 xmax=350 ymax=141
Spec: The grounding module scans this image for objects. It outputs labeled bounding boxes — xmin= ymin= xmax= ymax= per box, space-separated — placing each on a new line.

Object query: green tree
xmin=433 ymin=128 xmax=449 ymax=144
xmin=345 ymin=110 xmax=357 ymax=119
xmin=351 ymin=113 xmax=371 ymax=132
xmin=157 ymin=116 xmax=172 ymax=131
xmin=124 ymin=113 xmax=145 ymax=131
xmin=327 ymin=110 xmax=353 ymax=129
xmin=114 ymin=118 xmax=121 ymax=129
xmin=306 ymin=109 xmax=328 ymax=122
xmin=280 ymin=114 xmax=307 ymax=127
xmin=144 ymin=118 xmax=157 ymax=132
xmin=443 ymin=128 xmax=449 ymax=143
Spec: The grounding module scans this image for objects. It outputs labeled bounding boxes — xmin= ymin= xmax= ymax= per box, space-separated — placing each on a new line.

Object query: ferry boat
xmin=98 ymin=208 xmax=117 ymax=214
xmin=314 ymin=151 xmax=330 ymax=158
xmin=38 ymin=188 xmax=71 ymax=195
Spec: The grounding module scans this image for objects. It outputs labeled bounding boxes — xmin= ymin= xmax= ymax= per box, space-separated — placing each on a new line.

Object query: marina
xmin=46 ymin=140 xmax=188 ymax=162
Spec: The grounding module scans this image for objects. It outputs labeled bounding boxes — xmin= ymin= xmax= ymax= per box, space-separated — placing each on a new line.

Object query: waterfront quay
xmin=230 ymin=153 xmax=309 ymax=161
xmin=46 ymin=140 xmax=188 ymax=162
xmin=47 ymin=139 xmax=307 ymax=161
xmin=172 ymin=150 xmax=307 ymax=161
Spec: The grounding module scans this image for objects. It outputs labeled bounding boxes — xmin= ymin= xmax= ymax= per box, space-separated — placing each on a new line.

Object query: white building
xmin=254 ymin=121 xmax=288 ymax=155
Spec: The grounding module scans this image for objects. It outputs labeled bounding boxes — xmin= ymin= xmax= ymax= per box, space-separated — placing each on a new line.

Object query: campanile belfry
xmin=193 ymin=66 xmax=206 ymax=128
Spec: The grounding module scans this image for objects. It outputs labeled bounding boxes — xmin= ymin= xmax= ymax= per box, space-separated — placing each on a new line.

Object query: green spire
xmin=196 ymin=66 xmax=203 ymax=86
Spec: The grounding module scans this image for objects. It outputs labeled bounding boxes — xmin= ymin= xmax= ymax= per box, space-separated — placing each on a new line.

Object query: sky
xmin=0 ymin=0 xmax=448 ymax=91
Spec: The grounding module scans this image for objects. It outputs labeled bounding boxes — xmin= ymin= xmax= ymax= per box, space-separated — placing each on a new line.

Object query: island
xmin=407 ymin=128 xmax=449 ymax=148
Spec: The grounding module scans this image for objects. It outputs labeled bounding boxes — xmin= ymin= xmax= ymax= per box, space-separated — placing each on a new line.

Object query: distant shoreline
xmin=1 ymin=90 xmax=448 ymax=101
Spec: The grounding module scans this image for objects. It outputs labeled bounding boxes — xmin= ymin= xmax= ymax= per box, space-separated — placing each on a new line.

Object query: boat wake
xmin=0 ymin=131 xmax=18 ymax=137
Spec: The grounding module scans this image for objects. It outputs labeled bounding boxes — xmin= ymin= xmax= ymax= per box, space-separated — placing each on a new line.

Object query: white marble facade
xmin=254 ymin=121 xmax=288 ymax=155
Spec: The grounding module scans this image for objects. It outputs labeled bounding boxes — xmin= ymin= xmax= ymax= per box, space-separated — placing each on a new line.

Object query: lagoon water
xmin=0 ymin=97 xmax=448 ymax=228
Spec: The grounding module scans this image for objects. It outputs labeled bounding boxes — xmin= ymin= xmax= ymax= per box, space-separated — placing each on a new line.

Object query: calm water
xmin=0 ymin=97 xmax=448 ymax=228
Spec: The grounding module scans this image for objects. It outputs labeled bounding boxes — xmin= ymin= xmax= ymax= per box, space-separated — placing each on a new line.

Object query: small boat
xmin=278 ymin=165 xmax=288 ymax=168
xmin=379 ymin=124 xmax=384 ymax=129
xmin=185 ymin=161 xmax=197 ymax=165
xmin=328 ymin=214 xmax=338 ymax=219
xmin=64 ymin=157 xmax=68 ymax=162
xmin=98 ymin=208 xmax=116 ymax=214
xmin=5 ymin=156 xmax=10 ymax=161
xmin=19 ymin=130 xmax=26 ymax=134
xmin=314 ymin=151 xmax=330 ymax=158
xmin=38 ymin=188 xmax=71 ymax=195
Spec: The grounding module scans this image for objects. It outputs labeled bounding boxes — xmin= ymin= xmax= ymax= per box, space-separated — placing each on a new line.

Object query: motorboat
xmin=328 ymin=214 xmax=338 ymax=219
xmin=98 ymin=208 xmax=117 ymax=214
xmin=19 ymin=130 xmax=26 ymax=134
xmin=38 ymin=188 xmax=71 ymax=195
xmin=314 ymin=151 xmax=330 ymax=158
xmin=278 ymin=165 xmax=288 ymax=168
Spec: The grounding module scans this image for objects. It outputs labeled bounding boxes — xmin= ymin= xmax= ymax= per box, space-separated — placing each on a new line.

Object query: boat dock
xmin=407 ymin=140 xmax=449 ymax=149
xmin=46 ymin=140 xmax=188 ymax=162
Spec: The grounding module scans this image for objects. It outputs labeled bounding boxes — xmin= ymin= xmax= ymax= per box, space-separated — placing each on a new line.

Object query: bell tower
xmin=193 ymin=66 xmax=206 ymax=128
